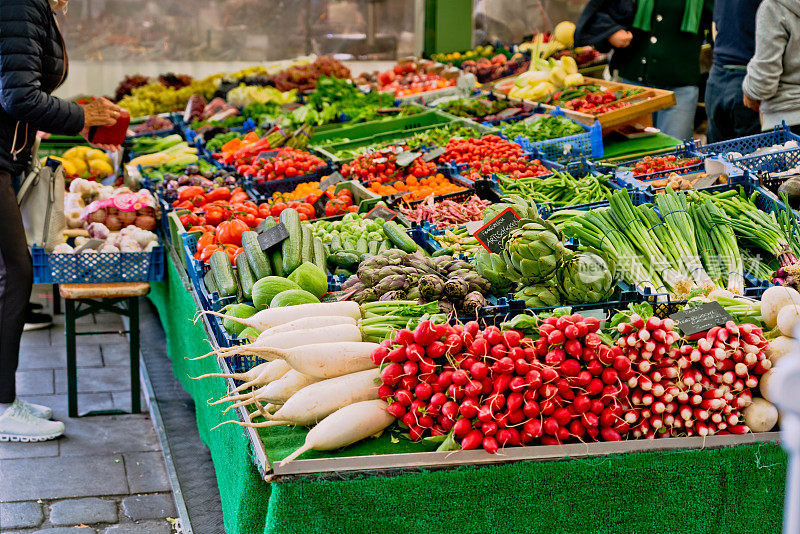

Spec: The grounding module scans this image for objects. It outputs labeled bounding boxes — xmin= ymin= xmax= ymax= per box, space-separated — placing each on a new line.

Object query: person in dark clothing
xmin=0 ymin=0 xmax=121 ymax=443
xmin=575 ymin=0 xmax=713 ymax=141
xmin=705 ymin=0 xmax=762 ymax=143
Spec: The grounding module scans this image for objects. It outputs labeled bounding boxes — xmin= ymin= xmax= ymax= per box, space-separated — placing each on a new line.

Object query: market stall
xmin=43 ymin=41 xmax=799 ymax=532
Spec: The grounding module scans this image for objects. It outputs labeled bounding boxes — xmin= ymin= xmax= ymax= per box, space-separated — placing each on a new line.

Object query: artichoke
xmin=462 ymin=291 xmax=487 ymax=317
xmin=514 ymin=283 xmax=562 ymax=308
xmin=438 ymin=300 xmax=456 ymax=317
xmin=444 ymin=278 xmax=470 ymax=302
xmin=374 ymin=274 xmax=409 ymax=295
xmin=379 ymin=289 xmax=407 ymax=301
xmin=475 ymin=251 xmax=519 ymax=296
xmin=403 ymin=252 xmax=435 ymax=271
xmin=406 ymin=287 xmax=421 ymax=300
xmin=556 ymin=251 xmax=614 ymax=304
xmin=342 ymin=275 xmax=361 ymax=290
xmin=483 ymin=194 xmax=538 ymax=222
xmin=419 ymin=274 xmax=445 ymax=301
xmin=503 ymin=219 xmax=566 ymax=283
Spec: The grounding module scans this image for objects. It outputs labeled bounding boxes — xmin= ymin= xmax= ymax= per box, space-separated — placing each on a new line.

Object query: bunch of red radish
xmin=617 ymin=315 xmax=770 ymax=438
xmin=375 ymin=313 xmax=637 ymax=453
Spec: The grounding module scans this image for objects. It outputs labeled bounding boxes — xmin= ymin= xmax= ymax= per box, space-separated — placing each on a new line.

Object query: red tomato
xmin=216 ymin=219 xmax=249 ymax=247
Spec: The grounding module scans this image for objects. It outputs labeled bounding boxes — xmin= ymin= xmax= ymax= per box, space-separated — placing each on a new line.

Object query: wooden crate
xmin=489 ymin=76 xmax=675 ymax=131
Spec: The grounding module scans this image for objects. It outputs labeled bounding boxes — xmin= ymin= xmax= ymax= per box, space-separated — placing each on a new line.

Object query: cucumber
xmin=301 ymin=226 xmax=314 ymax=265
xmin=327 ymin=251 xmax=360 ymax=269
xmin=330 ymin=234 xmax=342 ymax=252
xmin=280 ymin=209 xmax=302 ymax=274
xmin=379 ymin=239 xmax=393 ymax=252
xmin=260 ymin=218 xmax=285 ymax=277
xmin=355 ymin=238 xmax=368 ymax=254
xmin=210 ymin=251 xmax=237 ymax=298
xmin=359 ymin=253 xmax=372 ymax=262
xmin=383 ymin=221 xmax=419 ymax=253
xmin=342 ymin=238 xmax=356 ymax=251
xmin=203 ymin=269 xmax=217 ymax=294
xmin=312 ymin=237 xmax=327 ymax=274
xmin=241 ymin=231 xmax=271 ymax=279
xmin=368 ymin=240 xmax=379 ymax=255
xmin=235 ymin=253 xmax=256 ymax=301
xmin=432 ymin=247 xmax=453 ymax=257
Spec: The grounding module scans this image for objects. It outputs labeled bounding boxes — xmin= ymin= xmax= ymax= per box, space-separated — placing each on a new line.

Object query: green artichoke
xmin=475 ymin=251 xmax=519 ymax=296
xmin=483 ymin=194 xmax=539 ymax=222
xmin=514 ymin=283 xmax=561 ymax=308
xmin=374 ymin=275 xmax=409 ymax=295
xmin=444 ymin=278 xmax=470 ymax=302
xmin=462 ymin=291 xmax=487 ymax=317
xmin=503 ymin=219 xmax=566 ymax=283
xmin=556 ymin=251 xmax=614 ymax=304
xmin=419 ymin=274 xmax=445 ymax=301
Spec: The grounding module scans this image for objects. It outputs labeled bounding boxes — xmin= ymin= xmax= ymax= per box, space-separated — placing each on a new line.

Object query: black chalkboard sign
xmin=257 ymin=222 xmax=290 ymax=251
xmin=669 ymin=301 xmax=734 ymax=336
xmin=365 ymin=204 xmax=398 ymax=221
xmin=313 ymin=192 xmax=332 ymax=218
xmin=422 ymin=147 xmax=446 ymax=162
xmin=254 ymin=219 xmax=271 ymax=234
xmin=474 ymin=207 xmax=521 ymax=254
xmin=319 ymin=172 xmax=345 ymax=191
xmin=256 ymin=149 xmax=280 ymax=160
xmin=396 ymin=151 xmax=422 ymax=167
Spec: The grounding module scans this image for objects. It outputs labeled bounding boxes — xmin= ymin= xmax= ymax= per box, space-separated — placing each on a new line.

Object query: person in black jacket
xmin=0 ymin=0 xmax=122 ymax=443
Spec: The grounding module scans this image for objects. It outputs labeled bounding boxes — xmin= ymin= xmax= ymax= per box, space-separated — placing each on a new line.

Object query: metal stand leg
xmin=52 ymin=284 xmax=61 ymax=315
xmin=129 ymin=297 xmax=141 ymax=414
xmin=66 ymin=299 xmax=78 ymax=418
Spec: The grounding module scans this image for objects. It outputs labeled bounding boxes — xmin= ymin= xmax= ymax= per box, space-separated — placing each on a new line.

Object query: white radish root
xmin=258 ymin=342 xmax=379 ymax=378
xmin=199 ymin=301 xmax=362 ymax=332
xmin=222 ymin=370 xmax=321 ymax=412
xmin=761 ymin=286 xmax=800 ymax=329
xmin=759 ymin=369 xmax=774 ymax=403
xmin=742 ymin=397 xmax=779 ymax=432
xmin=765 ymin=336 xmax=796 ymax=366
xmin=279 ymin=400 xmax=395 ymax=465
xmin=258 ymin=315 xmax=357 ymax=336
xmin=778 ymin=305 xmax=800 ymax=338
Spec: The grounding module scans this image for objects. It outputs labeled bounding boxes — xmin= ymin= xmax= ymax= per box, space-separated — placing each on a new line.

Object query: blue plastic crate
xmin=183 ymin=117 xmax=257 ymax=145
xmin=506 ymin=280 xmax=638 ymax=319
xmin=691 ymin=123 xmax=800 ymax=159
xmin=31 ymin=245 xmax=165 ymax=284
xmin=246 ymin=164 xmax=333 ymax=202
xmin=501 ymin=107 xmax=604 ymax=162
xmin=614 ymin=145 xmax=706 ymax=182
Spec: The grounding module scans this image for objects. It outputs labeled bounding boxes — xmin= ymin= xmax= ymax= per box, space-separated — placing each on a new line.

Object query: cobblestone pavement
xmin=0 ymin=291 xmax=178 ymax=533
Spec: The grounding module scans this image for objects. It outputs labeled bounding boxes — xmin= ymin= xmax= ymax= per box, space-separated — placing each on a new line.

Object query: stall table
xmin=149 ymin=250 xmax=789 ymax=534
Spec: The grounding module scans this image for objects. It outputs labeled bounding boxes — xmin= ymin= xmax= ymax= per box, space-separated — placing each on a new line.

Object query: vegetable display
xmin=497 ymin=171 xmax=613 ymax=207
xmin=629 ymin=155 xmax=702 ymax=177
xmin=398 ymin=195 xmax=492 ymax=229
xmin=340 ymin=149 xmax=438 ymax=184
xmin=499 ymin=114 xmax=585 ymax=143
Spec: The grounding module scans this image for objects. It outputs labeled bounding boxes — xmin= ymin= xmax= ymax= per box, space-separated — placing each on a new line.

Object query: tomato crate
xmin=31 ymin=245 xmax=165 ymax=284
xmin=443 ymin=151 xmax=563 ymax=182
xmin=614 ymin=145 xmax=707 ymax=182
xmin=245 ymin=164 xmax=333 ymax=202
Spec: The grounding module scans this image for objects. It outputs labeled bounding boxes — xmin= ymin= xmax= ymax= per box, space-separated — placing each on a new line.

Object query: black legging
xmin=0 ymin=170 xmax=32 ymax=403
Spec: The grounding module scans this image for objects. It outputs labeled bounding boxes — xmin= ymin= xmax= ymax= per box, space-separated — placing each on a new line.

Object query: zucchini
xmin=383 ymin=221 xmax=419 ymax=253
xmin=330 ymin=234 xmax=342 ymax=252
xmin=367 ymin=239 xmax=379 ymax=255
xmin=280 ymin=209 xmax=302 ymax=274
xmin=259 ymin=218 xmax=285 ymax=277
xmin=378 ymin=239 xmax=392 ymax=253
xmin=355 ymin=238 xmax=368 ymax=254
xmin=333 ymin=267 xmax=353 ymax=277
xmin=210 ymin=251 xmax=238 ymax=298
xmin=359 ymin=253 xmax=372 ymax=262
xmin=235 ymin=253 xmax=256 ymax=301
xmin=301 ymin=226 xmax=314 ymax=265
xmin=241 ymin=231 xmax=271 ymax=278
xmin=203 ymin=269 xmax=217 ymax=294
xmin=312 ymin=237 xmax=327 ymax=273
xmin=327 ymin=251 xmax=360 ymax=269
xmin=432 ymin=247 xmax=453 ymax=257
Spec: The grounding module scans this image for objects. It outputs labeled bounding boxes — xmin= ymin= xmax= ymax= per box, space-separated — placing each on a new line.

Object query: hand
xmin=743 ymin=93 xmax=761 ymax=111
xmin=608 ymin=29 xmax=633 ymax=48
xmin=90 ymin=143 xmax=121 ymax=152
xmin=79 ymin=97 xmax=122 ymax=129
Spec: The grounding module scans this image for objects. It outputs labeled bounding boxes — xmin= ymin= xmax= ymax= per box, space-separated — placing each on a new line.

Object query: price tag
xmin=313 ymin=192 xmax=332 ymax=218
xmin=396 ymin=151 xmax=422 ymax=167
xmin=254 ymin=219 xmax=272 ymax=234
xmin=74 ymin=238 xmax=105 ymax=253
xmin=256 ymin=149 xmax=280 ymax=160
xmin=256 ymin=222 xmax=290 ymax=251
xmin=669 ymin=301 xmax=734 ymax=336
xmin=365 ymin=204 xmax=398 ymax=222
xmin=474 ymin=207 xmax=521 ymax=254
xmin=422 ymin=147 xmax=446 ymax=162
xmin=318 ymin=171 xmax=345 ymax=191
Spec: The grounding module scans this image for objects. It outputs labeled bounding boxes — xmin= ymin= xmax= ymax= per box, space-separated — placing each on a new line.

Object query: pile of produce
xmin=425 ymin=227 xmax=483 ymax=257
xmin=118 ymin=77 xmax=216 ymax=117
xmin=212 ymin=127 xmax=314 ymax=170
xmin=184 ymin=96 xmax=239 ymax=129
xmin=430 ymin=44 xmax=512 ymax=67
xmin=356 ymin=60 xmax=458 ymax=97
xmin=499 ymin=114 xmax=585 ymax=143
xmin=440 ymin=136 xmax=550 ymax=181
xmin=398 ymin=195 xmax=492 ymax=228
xmin=241 ymin=147 xmax=327 ymax=182
xmin=629 ymin=155 xmax=702 ymax=177
xmin=129 ymin=135 xmax=199 ymax=169
xmin=501 ymin=56 xmax=583 ymax=102
xmin=272 ymin=57 xmax=351 ymax=92
xmin=267 ymin=188 xmax=356 ymax=220
xmin=158 ymin=165 xmax=239 ymax=204
xmin=65 ymin=179 xmax=157 ymax=231
xmin=653 ymin=171 xmax=729 ymax=192
xmin=225 ymin=85 xmax=297 ymax=109
xmin=456 ymin=52 xmax=529 ymax=84
xmin=53 ymin=225 xmax=159 ymax=255
xmin=129 ymin=115 xmax=174 ymax=135
xmin=404 ymin=123 xmax=486 ymax=150
xmin=261 ymin=181 xmax=327 ymax=206
xmin=435 ymin=97 xmax=535 ymax=122
xmin=341 ymin=249 xmax=490 ymax=316
xmin=340 ymin=149 xmax=438 ymax=184
xmin=50 ymin=146 xmax=115 ymax=184
xmin=140 ymin=158 xmax=218 ymax=184
xmin=367 ymin=174 xmax=466 ymax=202
xmin=565 ymin=92 xmax=631 ymax=115
xmin=497 ymin=170 xmax=613 ymax=207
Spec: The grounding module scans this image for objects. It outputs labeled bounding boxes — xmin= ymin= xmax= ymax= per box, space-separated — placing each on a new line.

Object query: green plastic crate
xmin=310 ymin=110 xmax=454 ymax=145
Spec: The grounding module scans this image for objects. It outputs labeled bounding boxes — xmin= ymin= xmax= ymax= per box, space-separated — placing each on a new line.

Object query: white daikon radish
xmin=759 ymin=369 xmax=775 ymax=402
xmin=219 ymin=370 xmax=321 ymax=412
xmin=258 ymin=342 xmax=378 ymax=378
xmin=191 ymin=360 xmax=291 ymax=397
xmin=765 ymin=336 xmax=796 ymax=365
xmin=743 ymin=397 xmax=779 ymax=432
xmin=279 ymin=400 xmax=395 ymax=466
xmin=230 ymin=369 xmax=380 ymax=429
xmin=200 ymin=301 xmax=362 ymax=332
xmin=778 ymin=305 xmax=800 ymax=338
xmin=761 ymin=286 xmax=800 ymax=329
xmin=190 ymin=324 xmax=362 ymax=360
xmin=258 ymin=316 xmax=357 ymax=337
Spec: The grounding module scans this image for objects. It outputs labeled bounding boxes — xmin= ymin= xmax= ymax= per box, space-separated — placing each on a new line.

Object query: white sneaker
xmin=17 ymin=399 xmax=53 ymax=420
xmin=0 ymin=399 xmax=65 ymax=442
